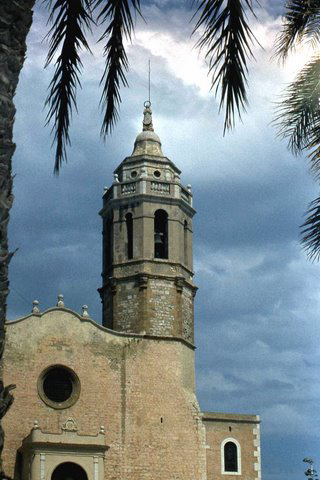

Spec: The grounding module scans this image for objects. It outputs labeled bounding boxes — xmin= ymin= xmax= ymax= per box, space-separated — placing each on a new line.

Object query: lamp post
xmin=303 ymin=458 xmax=318 ymax=480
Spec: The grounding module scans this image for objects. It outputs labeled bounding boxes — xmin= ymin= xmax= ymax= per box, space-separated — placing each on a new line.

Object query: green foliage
xmin=94 ymin=0 xmax=142 ymax=137
xmin=274 ymin=1 xmax=320 ymax=259
xmin=44 ymin=0 xmax=141 ymax=173
xmin=192 ymin=0 xmax=258 ymax=133
xmin=44 ymin=0 xmax=93 ymax=174
xmin=301 ymin=196 xmax=320 ymax=261
xmin=275 ymin=0 xmax=320 ymax=61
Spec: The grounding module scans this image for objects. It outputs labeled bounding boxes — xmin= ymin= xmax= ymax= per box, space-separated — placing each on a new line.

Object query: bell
xmin=154 ymin=232 xmax=164 ymax=245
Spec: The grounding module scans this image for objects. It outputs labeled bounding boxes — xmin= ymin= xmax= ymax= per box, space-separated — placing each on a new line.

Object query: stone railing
xmin=151 ymin=181 xmax=170 ymax=194
xmin=103 ymin=186 xmax=113 ymax=204
xmin=180 ymin=186 xmax=192 ymax=205
xmin=121 ymin=182 xmax=136 ymax=195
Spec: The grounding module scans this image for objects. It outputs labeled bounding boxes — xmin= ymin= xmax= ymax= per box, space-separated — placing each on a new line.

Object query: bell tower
xmin=99 ymin=102 xmax=197 ymax=343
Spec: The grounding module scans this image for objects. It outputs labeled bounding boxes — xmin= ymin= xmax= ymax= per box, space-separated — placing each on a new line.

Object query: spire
xmin=131 ymin=101 xmax=163 ymax=157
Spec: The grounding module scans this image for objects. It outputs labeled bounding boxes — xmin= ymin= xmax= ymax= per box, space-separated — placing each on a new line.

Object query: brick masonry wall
xmin=3 ymin=309 xmax=206 ymax=480
xmin=204 ymin=417 xmax=261 ymax=480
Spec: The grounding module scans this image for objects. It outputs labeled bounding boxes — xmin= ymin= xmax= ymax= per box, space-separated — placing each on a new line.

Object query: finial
xmin=143 ymin=101 xmax=154 ymax=132
xmin=82 ymin=305 xmax=89 ymax=317
xmin=57 ymin=294 xmax=64 ymax=307
xmin=33 ymin=420 xmax=39 ymax=430
xmin=32 ymin=300 xmax=40 ymax=313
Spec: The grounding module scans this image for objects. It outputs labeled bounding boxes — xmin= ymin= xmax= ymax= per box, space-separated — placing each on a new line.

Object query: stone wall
xmin=3 ymin=308 xmax=206 ymax=480
xmin=105 ymin=275 xmax=195 ymax=343
xmin=203 ymin=413 xmax=261 ymax=480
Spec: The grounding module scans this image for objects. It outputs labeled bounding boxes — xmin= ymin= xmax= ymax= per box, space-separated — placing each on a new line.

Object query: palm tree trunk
xmin=0 ymin=0 xmax=35 ymax=475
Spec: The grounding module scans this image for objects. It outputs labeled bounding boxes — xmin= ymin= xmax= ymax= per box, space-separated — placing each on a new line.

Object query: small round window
xmin=153 ymin=170 xmax=161 ymax=178
xmin=131 ymin=170 xmax=137 ymax=178
xmin=38 ymin=365 xmax=80 ymax=409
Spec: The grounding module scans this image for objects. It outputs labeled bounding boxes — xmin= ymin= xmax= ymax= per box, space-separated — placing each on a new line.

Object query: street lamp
xmin=303 ymin=458 xmax=318 ymax=480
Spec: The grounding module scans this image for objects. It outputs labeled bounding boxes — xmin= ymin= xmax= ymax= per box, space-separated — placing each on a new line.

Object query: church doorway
xmin=51 ymin=462 xmax=88 ymax=480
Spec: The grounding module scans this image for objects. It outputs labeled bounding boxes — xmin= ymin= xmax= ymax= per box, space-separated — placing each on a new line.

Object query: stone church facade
xmin=2 ymin=103 xmax=261 ymax=480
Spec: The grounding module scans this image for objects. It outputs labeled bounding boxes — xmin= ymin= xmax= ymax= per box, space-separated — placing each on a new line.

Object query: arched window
xmin=221 ymin=438 xmax=241 ymax=474
xmin=184 ymin=220 xmax=188 ymax=265
xmin=125 ymin=213 xmax=133 ymax=259
xmin=52 ymin=462 xmax=88 ymax=480
xmin=154 ymin=209 xmax=168 ymax=259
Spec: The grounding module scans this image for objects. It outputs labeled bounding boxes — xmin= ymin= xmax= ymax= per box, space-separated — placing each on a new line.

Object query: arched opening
xmin=125 ymin=212 xmax=133 ymax=259
xmin=51 ymin=462 xmax=88 ymax=480
xmin=224 ymin=441 xmax=238 ymax=472
xmin=184 ymin=220 xmax=188 ymax=265
xmin=154 ymin=209 xmax=168 ymax=259
xmin=105 ymin=215 xmax=113 ymax=269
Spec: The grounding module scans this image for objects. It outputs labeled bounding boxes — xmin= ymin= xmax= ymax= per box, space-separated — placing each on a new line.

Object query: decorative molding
xmin=61 ymin=417 xmax=78 ymax=432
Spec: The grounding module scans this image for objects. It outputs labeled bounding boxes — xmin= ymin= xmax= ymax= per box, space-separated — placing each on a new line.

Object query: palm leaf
xmin=192 ymin=0 xmax=258 ymax=133
xmin=93 ymin=0 xmax=142 ymax=137
xmin=274 ymin=55 xmax=320 ymax=178
xmin=301 ymin=195 xmax=320 ymax=261
xmin=44 ymin=0 xmax=93 ymax=174
xmin=274 ymin=0 xmax=320 ymax=61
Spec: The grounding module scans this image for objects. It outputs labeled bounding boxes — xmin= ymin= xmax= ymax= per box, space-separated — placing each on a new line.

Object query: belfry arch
xmin=51 ymin=462 xmax=88 ymax=480
xmin=154 ymin=209 xmax=168 ymax=259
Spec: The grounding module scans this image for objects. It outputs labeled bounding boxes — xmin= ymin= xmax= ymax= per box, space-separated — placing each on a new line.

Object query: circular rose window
xmin=38 ymin=365 xmax=80 ymax=409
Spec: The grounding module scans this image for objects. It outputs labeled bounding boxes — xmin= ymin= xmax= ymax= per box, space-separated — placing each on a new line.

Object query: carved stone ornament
xmin=61 ymin=417 xmax=78 ymax=432
xmin=138 ymin=274 xmax=148 ymax=290
xmin=175 ymin=277 xmax=184 ymax=293
xmin=143 ymin=102 xmax=154 ymax=132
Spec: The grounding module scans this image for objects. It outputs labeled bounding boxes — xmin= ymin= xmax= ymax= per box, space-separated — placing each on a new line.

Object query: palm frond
xmin=274 ymin=0 xmax=320 ymax=61
xmin=93 ymin=0 xmax=142 ymax=137
xmin=44 ymin=0 xmax=93 ymax=174
xmin=301 ymin=194 xmax=320 ymax=261
xmin=192 ymin=0 xmax=258 ymax=133
xmin=274 ymin=55 xmax=320 ymax=178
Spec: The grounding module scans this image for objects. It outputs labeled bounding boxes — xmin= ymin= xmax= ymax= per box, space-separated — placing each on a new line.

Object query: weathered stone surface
xmin=3 ymin=309 xmax=206 ymax=480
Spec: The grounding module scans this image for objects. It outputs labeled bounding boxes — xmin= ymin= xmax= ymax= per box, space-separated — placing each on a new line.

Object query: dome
xmin=132 ymin=130 xmax=163 ymax=157
xmin=131 ymin=102 xmax=164 ymax=157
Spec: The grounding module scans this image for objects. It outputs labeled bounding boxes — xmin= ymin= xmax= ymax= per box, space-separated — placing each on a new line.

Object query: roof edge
xmin=6 ymin=307 xmax=196 ymax=350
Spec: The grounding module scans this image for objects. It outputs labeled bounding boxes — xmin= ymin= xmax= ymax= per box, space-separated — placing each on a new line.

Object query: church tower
xmin=99 ymin=102 xmax=197 ymax=343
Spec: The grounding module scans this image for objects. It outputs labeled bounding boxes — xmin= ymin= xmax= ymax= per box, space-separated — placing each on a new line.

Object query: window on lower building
xmin=224 ymin=441 xmax=238 ymax=472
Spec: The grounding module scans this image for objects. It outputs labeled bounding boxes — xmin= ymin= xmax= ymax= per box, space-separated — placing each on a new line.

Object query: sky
xmin=7 ymin=1 xmax=320 ymax=480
